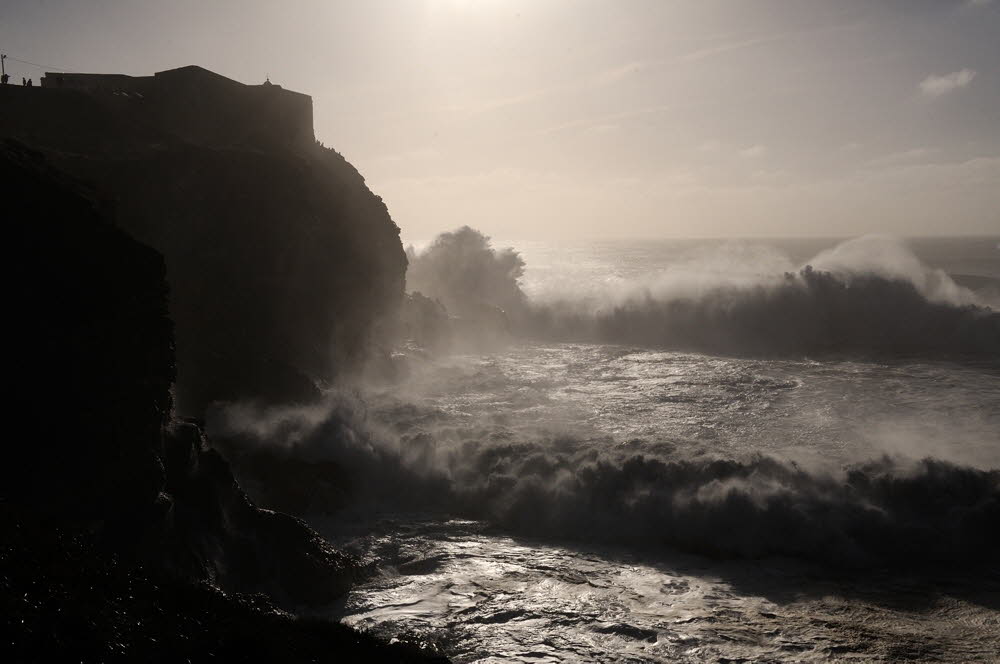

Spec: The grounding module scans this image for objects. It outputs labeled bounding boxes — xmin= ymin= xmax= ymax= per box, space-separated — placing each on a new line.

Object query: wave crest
xmin=527 ymin=265 xmax=999 ymax=356
xmin=211 ymin=396 xmax=1000 ymax=568
xmin=405 ymin=232 xmax=999 ymax=357
xmin=477 ymin=449 xmax=1000 ymax=567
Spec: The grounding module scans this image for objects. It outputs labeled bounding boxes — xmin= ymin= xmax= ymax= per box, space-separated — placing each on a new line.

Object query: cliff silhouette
xmin=1 ymin=71 xmax=442 ymax=661
xmin=1 ymin=66 xmax=406 ymax=415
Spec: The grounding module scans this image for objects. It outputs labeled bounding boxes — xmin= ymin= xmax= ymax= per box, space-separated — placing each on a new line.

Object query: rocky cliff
xmin=0 ymin=67 xmax=446 ymax=659
xmin=2 ymin=139 xmax=441 ymax=662
xmin=1 ymin=75 xmax=406 ymax=415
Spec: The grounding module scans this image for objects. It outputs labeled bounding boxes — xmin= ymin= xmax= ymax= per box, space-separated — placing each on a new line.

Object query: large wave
xmin=527 ymin=265 xmax=999 ymax=357
xmin=211 ymin=234 xmax=999 ymax=571
xmin=406 ymin=232 xmax=1000 ymax=357
xmin=210 ymin=393 xmax=1000 ymax=569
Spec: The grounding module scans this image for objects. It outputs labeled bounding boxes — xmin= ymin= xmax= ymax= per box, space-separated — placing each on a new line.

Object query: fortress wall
xmin=243 ymin=86 xmax=315 ymax=149
xmin=41 ymin=73 xmax=154 ymax=96
xmin=0 ymin=85 xmax=166 ymax=155
xmin=147 ymin=68 xmax=314 ymax=150
xmin=28 ymin=67 xmax=314 ymax=152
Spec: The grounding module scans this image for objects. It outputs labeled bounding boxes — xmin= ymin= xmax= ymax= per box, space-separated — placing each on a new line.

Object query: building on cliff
xmin=2 ymin=64 xmax=406 ymax=416
xmin=39 ymin=65 xmax=314 ymax=150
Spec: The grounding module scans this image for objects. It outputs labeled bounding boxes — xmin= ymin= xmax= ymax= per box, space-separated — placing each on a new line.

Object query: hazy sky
xmin=3 ymin=0 xmax=998 ymax=241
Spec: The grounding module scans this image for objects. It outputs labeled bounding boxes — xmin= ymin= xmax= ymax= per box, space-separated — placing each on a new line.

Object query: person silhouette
xmin=22 ymin=77 xmax=26 ymax=86
xmin=27 ymin=78 xmax=32 ymax=87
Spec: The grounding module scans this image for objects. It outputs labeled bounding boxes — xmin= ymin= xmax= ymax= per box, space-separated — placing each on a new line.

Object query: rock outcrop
xmin=2 ymin=503 xmax=446 ymax=663
xmin=3 ymin=139 xmax=352 ymax=600
xmin=1 ymin=141 xmax=442 ymax=661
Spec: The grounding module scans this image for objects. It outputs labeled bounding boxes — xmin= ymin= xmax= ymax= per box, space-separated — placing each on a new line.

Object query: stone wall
xmin=38 ymin=65 xmax=314 ymax=150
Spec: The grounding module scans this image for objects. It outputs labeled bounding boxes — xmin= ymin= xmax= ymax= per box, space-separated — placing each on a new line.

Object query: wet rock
xmin=1 ymin=505 xmax=447 ymax=663
xmin=156 ymin=422 xmax=360 ymax=607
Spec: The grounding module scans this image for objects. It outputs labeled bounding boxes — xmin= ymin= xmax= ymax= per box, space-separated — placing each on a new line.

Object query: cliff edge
xmin=0 ymin=67 xmax=406 ymax=415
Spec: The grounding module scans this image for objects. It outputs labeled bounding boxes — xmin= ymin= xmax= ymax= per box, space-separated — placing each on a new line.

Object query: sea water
xmin=318 ymin=236 xmax=999 ymax=662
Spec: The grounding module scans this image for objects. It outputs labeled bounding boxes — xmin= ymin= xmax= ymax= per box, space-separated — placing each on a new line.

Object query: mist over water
xmin=514 ymin=236 xmax=1000 ymax=307
xmin=213 ymin=356 xmax=1000 ymax=569
xmin=216 ymin=234 xmax=1000 ymax=562
xmin=404 ymin=231 xmax=999 ymax=360
xmin=519 ymin=235 xmax=998 ymax=357
xmin=213 ymin=233 xmax=999 ymax=660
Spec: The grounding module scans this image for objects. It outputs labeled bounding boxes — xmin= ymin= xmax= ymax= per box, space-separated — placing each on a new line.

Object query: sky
xmin=2 ymin=0 xmax=998 ymax=242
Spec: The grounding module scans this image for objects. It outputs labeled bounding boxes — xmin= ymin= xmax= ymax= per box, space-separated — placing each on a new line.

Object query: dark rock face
xmin=4 ymin=140 xmax=174 ymax=524
xmin=1 ymin=80 xmax=406 ymax=415
xmin=216 ymin=443 xmax=354 ymax=517
xmin=2 ymin=140 xmax=357 ymax=606
xmin=2 ymin=505 xmax=447 ymax=664
xmin=0 ymin=68 xmax=443 ymax=658
xmin=1 ymin=142 xmax=445 ymax=661
xmin=94 ymin=145 xmax=406 ymax=414
xmin=157 ymin=422 xmax=358 ymax=606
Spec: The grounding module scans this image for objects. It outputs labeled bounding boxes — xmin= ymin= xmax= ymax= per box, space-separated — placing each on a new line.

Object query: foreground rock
xmin=2 ymin=505 xmax=446 ymax=663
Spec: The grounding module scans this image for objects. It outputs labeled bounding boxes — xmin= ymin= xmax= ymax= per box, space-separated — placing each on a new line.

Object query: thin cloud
xmin=592 ymin=61 xmax=647 ymax=86
xmin=582 ymin=124 xmax=621 ymax=135
xmin=919 ymin=69 xmax=976 ymax=97
xmin=679 ymin=36 xmax=777 ymax=63
xmin=866 ymin=147 xmax=936 ymax=169
xmin=677 ymin=21 xmax=864 ymax=65
xmin=535 ymin=104 xmax=674 ymax=136
xmin=437 ymin=61 xmax=652 ymax=116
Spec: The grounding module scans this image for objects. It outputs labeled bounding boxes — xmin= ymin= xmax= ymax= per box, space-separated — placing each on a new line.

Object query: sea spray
xmin=210 ymin=386 xmax=1000 ymax=568
xmin=405 ymin=232 xmax=999 ymax=357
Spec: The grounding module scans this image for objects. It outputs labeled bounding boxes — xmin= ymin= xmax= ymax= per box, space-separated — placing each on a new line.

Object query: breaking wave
xmin=524 ymin=236 xmax=999 ymax=357
xmin=212 ymin=233 xmax=999 ymax=572
xmin=527 ymin=267 xmax=999 ymax=357
xmin=211 ymin=394 xmax=1000 ymax=569
xmin=469 ymin=447 xmax=1000 ymax=567
xmin=408 ymin=232 xmax=1000 ymax=357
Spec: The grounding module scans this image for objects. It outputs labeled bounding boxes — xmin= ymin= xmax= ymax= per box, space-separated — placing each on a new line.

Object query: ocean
xmin=277 ymin=236 xmax=999 ymax=662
